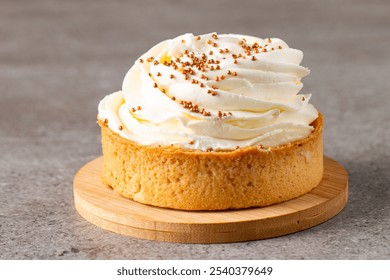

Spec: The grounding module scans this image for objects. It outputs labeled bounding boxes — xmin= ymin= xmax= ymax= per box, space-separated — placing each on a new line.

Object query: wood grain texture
xmin=73 ymin=156 xmax=348 ymax=243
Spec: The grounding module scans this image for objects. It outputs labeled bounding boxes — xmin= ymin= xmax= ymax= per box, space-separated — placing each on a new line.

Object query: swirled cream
xmin=98 ymin=33 xmax=318 ymax=151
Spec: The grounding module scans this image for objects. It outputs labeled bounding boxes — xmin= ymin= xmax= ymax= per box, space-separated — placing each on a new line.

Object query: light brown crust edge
xmin=98 ymin=113 xmax=323 ymax=210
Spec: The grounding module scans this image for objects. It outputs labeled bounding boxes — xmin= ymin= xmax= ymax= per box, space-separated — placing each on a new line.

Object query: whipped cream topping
xmin=98 ymin=33 xmax=318 ymax=151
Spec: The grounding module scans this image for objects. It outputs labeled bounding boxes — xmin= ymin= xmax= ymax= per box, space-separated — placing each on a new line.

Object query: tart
xmin=97 ymin=33 xmax=323 ymax=210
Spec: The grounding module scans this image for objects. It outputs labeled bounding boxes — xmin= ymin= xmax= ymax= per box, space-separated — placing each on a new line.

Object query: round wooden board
xmin=73 ymin=156 xmax=348 ymax=244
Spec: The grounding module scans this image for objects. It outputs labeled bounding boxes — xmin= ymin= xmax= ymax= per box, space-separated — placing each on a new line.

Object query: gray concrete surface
xmin=0 ymin=0 xmax=389 ymax=259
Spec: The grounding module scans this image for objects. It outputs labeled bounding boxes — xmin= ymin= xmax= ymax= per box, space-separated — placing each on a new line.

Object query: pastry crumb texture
xmin=99 ymin=114 xmax=323 ymax=210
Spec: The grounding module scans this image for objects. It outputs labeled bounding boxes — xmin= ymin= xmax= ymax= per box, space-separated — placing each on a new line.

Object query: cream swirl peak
xmin=98 ymin=33 xmax=318 ymax=151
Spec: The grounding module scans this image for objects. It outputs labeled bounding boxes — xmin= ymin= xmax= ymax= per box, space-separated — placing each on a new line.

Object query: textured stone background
xmin=0 ymin=0 xmax=389 ymax=259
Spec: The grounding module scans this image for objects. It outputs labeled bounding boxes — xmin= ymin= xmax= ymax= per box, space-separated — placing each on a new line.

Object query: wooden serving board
xmin=73 ymin=156 xmax=348 ymax=244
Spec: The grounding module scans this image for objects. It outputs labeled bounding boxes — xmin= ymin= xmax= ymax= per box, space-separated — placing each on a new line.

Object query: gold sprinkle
xmin=148 ymin=73 xmax=152 ymax=77
xmin=212 ymin=43 xmax=218 ymax=47
xmin=153 ymin=60 xmax=159 ymax=65
xmin=104 ymin=118 xmax=108 ymax=124
xmin=139 ymin=59 xmax=144 ymax=63
xmin=131 ymin=108 xmax=136 ymax=112
xmin=267 ymin=38 xmax=272 ymax=43
xmin=137 ymin=106 xmax=142 ymax=110
xmin=170 ymin=74 xmax=174 ymax=79
xmin=161 ymin=88 xmax=166 ymax=93
xmin=188 ymin=140 xmax=194 ymax=145
xmin=252 ymin=56 xmax=256 ymax=61
xmin=171 ymin=96 xmax=176 ymax=101
xmin=153 ymin=83 xmax=158 ymax=88
xmin=233 ymin=71 xmax=237 ymax=76
xmin=234 ymin=59 xmax=238 ymax=64
xmin=196 ymin=35 xmax=201 ymax=40
xmin=118 ymin=125 xmax=123 ymax=130
xmin=212 ymin=33 xmax=218 ymax=40
xmin=181 ymin=39 xmax=186 ymax=43
xmin=157 ymin=72 xmax=161 ymax=76
xmin=209 ymin=51 xmax=213 ymax=55
xmin=207 ymin=39 xmax=212 ymax=44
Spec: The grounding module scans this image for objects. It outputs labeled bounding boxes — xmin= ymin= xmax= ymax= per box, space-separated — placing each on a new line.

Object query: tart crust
xmin=98 ymin=113 xmax=323 ymax=210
